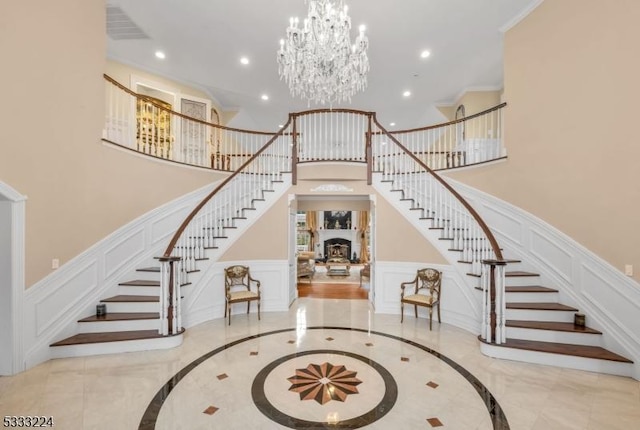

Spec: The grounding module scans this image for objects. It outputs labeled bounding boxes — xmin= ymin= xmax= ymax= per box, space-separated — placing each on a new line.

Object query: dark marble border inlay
xmin=251 ymin=350 xmax=397 ymax=428
xmin=138 ymin=327 xmax=510 ymax=430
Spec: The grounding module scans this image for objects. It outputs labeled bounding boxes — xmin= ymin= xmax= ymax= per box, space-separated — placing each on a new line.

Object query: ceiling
xmin=106 ymin=0 xmax=539 ymax=131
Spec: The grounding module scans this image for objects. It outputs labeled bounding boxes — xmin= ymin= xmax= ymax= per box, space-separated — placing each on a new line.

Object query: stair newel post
xmin=158 ymin=256 xmax=181 ymax=335
xmin=171 ymin=257 xmax=181 ymax=335
xmin=495 ymin=261 xmax=507 ymax=343
xmin=481 ymin=262 xmax=490 ymax=341
xmin=481 ymin=259 xmax=508 ymax=344
xmin=291 ymin=113 xmax=298 ymax=185
xmin=366 ymin=113 xmax=373 ymax=185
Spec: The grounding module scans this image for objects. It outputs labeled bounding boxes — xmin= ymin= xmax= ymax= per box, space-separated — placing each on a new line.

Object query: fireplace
xmin=324 ymin=238 xmax=351 ymax=261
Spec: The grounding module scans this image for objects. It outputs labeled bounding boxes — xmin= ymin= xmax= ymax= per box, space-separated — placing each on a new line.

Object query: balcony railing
xmin=102 ymin=74 xmax=276 ymax=171
xmin=103 ymin=75 xmax=506 ymax=172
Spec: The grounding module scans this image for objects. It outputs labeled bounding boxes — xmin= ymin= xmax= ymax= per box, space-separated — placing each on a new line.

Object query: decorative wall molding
xmin=446 ymin=177 xmax=640 ymax=379
xmin=310 ymin=183 xmax=354 ymax=192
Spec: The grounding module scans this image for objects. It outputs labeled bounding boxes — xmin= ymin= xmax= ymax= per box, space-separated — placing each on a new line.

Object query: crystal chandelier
xmin=277 ymin=0 xmax=369 ymax=105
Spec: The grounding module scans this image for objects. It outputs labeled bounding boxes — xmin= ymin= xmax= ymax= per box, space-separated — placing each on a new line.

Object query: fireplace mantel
xmin=317 ymin=228 xmax=360 ymax=260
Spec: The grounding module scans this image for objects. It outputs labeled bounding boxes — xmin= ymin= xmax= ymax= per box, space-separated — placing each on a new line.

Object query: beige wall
xmin=374 ymin=194 xmax=447 ymax=263
xmin=447 ymin=0 xmax=640 ymax=281
xmin=221 ymin=164 xmax=447 ymax=264
xmin=220 ymin=192 xmax=289 ymax=261
xmin=1 ymin=1 xmax=223 ymax=286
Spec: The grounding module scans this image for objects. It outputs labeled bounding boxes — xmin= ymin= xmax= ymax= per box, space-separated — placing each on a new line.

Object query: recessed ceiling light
xmin=261 ymin=94 xmax=269 ymax=101
xmin=403 ymin=90 xmax=411 ymax=97
xmin=390 ymin=122 xmax=396 ymax=126
xmin=155 ymin=51 xmax=166 ymax=59
xmin=381 ymin=141 xmax=388 ymax=146
xmin=278 ymin=124 xmax=284 ymax=128
xmin=420 ymin=50 xmax=431 ymax=59
xmin=240 ymin=57 xmax=249 ymax=65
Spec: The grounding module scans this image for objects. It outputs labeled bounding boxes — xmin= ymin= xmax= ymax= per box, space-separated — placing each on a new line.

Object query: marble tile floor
xmin=1 ymin=298 xmax=639 ymax=429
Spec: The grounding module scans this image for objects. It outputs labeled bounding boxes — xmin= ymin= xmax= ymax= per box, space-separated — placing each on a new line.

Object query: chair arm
xmin=400 ymin=276 xmax=418 ymax=295
xmin=249 ymin=278 xmax=261 ymax=292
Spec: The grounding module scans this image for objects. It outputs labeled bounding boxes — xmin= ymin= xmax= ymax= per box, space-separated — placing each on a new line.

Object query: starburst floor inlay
xmin=287 ymin=362 xmax=362 ymax=405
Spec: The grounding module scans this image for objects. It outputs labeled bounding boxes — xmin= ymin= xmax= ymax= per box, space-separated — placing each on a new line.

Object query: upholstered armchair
xmin=400 ymin=268 xmax=442 ymax=330
xmin=297 ymin=251 xmax=316 ymax=283
xmin=224 ymin=265 xmax=261 ymax=325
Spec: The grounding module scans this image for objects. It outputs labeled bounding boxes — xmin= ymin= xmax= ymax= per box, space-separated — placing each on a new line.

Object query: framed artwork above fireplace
xmin=323 ymin=211 xmax=352 ymax=230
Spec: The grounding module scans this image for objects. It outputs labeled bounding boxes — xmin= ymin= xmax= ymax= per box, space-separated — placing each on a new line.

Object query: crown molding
xmin=499 ymin=0 xmax=545 ymax=33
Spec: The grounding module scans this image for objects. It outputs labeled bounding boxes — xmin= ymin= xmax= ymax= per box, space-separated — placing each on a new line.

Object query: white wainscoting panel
xmin=482 ymin=205 xmax=524 ymax=246
xmin=373 ymin=261 xmax=481 ymax=335
xmin=35 ymin=261 xmax=99 ymax=336
xmin=104 ymin=229 xmax=145 ymax=280
xmin=529 ymin=228 xmax=573 ymax=284
xmin=182 ymin=260 xmax=290 ymax=329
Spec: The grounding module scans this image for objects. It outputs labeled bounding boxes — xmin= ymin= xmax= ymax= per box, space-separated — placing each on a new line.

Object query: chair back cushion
xmin=416 ymin=268 xmax=441 ymax=300
xmin=225 ymin=265 xmax=250 ymax=289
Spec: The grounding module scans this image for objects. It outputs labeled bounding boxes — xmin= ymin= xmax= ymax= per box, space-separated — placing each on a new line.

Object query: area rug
xmin=310 ymin=265 xmax=364 ymax=284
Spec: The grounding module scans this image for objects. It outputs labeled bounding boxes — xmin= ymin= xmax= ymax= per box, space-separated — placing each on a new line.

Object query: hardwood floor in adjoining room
xmin=297 ymin=282 xmax=368 ymax=299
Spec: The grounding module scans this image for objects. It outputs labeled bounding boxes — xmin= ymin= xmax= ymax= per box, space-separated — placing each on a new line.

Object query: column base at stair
xmin=478 ymin=336 xmax=633 ymax=377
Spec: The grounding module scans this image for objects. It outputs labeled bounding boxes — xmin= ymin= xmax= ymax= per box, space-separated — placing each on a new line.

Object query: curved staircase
xmin=49 ymin=175 xmax=291 ymax=358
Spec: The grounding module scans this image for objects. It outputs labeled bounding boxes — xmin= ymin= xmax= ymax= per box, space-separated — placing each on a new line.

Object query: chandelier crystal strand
xmin=277 ymin=0 xmax=369 ymax=105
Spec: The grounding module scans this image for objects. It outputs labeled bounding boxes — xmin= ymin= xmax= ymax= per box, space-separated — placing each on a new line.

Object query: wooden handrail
xmin=371 ymin=114 xmax=504 ymax=260
xmin=373 ymin=102 xmax=507 ymax=135
xmin=104 ymin=74 xmax=277 ymax=136
xmin=162 ymin=119 xmax=293 ymax=257
xmin=291 ymin=108 xmax=376 ymax=117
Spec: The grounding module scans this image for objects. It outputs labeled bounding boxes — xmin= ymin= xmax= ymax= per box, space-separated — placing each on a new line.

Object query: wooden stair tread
xmin=50 ymin=329 xmax=183 ymax=347
xmin=118 ymin=280 xmax=160 ymax=287
xmin=491 ymin=338 xmax=632 ymax=363
xmin=506 ymin=302 xmax=578 ymax=311
xmin=137 ymin=267 xmax=160 ymax=272
xmin=78 ymin=312 xmax=159 ymax=322
xmin=506 ymin=320 xmax=601 ymax=334
xmin=505 ymin=286 xmax=558 ymax=293
xmin=101 ymin=295 xmax=159 ymax=303
xmin=506 ymin=271 xmax=539 ymax=277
